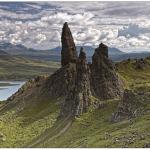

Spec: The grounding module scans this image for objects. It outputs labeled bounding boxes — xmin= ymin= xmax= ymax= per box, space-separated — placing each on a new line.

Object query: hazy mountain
xmin=1 ymin=42 xmax=150 ymax=62
xmin=0 ymin=49 xmax=8 ymax=55
xmin=48 ymin=46 xmax=125 ymax=56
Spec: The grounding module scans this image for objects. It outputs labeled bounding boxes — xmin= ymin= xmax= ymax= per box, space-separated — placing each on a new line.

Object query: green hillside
xmin=0 ymin=58 xmax=150 ymax=148
xmin=0 ymin=55 xmax=60 ymax=80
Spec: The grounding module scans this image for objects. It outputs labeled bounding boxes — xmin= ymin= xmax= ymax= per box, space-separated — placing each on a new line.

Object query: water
xmin=0 ymin=81 xmax=25 ymax=101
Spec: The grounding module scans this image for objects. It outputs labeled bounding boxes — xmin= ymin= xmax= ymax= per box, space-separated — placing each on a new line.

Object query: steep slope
xmin=0 ymin=75 xmax=61 ymax=147
xmin=31 ymin=100 xmax=150 ymax=148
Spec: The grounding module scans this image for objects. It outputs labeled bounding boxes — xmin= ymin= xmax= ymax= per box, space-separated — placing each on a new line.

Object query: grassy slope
xmin=0 ymin=97 xmax=60 ymax=147
xmin=39 ymin=100 xmax=150 ymax=148
xmin=0 ymin=55 xmax=60 ymax=80
xmin=0 ymin=58 xmax=150 ymax=148
xmin=116 ymin=58 xmax=150 ymax=89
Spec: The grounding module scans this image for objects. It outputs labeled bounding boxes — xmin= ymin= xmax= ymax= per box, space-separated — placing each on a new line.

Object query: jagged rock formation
xmin=61 ymin=48 xmax=91 ymax=117
xmin=2 ymin=22 xmax=124 ymax=118
xmin=61 ymin=22 xmax=78 ymax=67
xmin=111 ymin=89 xmax=150 ymax=122
xmin=135 ymin=58 xmax=147 ymax=70
xmin=90 ymin=43 xmax=123 ymax=99
xmin=44 ymin=63 xmax=76 ymax=99
xmin=75 ymin=48 xmax=91 ymax=115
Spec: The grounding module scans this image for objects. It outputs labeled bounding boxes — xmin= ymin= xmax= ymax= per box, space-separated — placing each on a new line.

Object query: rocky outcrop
xmin=20 ymin=23 xmax=124 ymax=117
xmin=61 ymin=22 xmax=78 ymax=67
xmin=111 ymin=89 xmax=150 ymax=122
xmin=45 ymin=63 xmax=76 ymax=99
xmin=90 ymin=43 xmax=123 ymax=99
xmin=74 ymin=48 xmax=91 ymax=116
xmin=135 ymin=58 xmax=147 ymax=70
xmin=61 ymin=48 xmax=91 ymax=117
xmin=4 ymin=22 xmax=124 ymax=118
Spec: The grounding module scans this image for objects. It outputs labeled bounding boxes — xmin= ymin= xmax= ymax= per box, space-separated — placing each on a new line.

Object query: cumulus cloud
xmin=118 ymin=24 xmax=150 ymax=37
xmin=0 ymin=2 xmax=150 ymax=51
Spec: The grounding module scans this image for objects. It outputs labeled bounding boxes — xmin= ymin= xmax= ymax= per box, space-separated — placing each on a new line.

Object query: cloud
xmin=118 ymin=24 xmax=150 ymax=38
xmin=0 ymin=2 xmax=150 ymax=51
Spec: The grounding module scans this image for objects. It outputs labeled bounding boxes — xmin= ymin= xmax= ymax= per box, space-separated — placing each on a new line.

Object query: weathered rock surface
xmin=111 ymin=89 xmax=150 ymax=122
xmin=135 ymin=58 xmax=147 ymax=70
xmin=91 ymin=43 xmax=123 ymax=99
xmin=61 ymin=48 xmax=91 ymax=117
xmin=61 ymin=22 xmax=78 ymax=67
xmin=45 ymin=63 xmax=76 ymax=99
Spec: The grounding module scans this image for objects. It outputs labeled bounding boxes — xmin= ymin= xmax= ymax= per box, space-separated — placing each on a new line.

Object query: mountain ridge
xmin=1 ymin=42 xmax=150 ymax=62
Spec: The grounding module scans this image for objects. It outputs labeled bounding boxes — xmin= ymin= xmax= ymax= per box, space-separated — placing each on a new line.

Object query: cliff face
xmin=91 ymin=43 xmax=123 ymax=99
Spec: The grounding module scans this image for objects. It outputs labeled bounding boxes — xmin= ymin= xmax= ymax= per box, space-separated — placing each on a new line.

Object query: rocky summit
xmin=59 ymin=23 xmax=124 ymax=117
xmin=90 ymin=43 xmax=124 ymax=99
xmin=61 ymin=22 xmax=78 ymax=67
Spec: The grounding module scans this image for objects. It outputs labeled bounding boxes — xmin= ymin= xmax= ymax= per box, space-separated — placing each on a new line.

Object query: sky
xmin=0 ymin=2 xmax=150 ymax=52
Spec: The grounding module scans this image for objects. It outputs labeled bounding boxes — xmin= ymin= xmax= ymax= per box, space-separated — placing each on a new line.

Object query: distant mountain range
xmin=0 ymin=42 xmax=150 ymax=62
xmin=0 ymin=49 xmax=8 ymax=55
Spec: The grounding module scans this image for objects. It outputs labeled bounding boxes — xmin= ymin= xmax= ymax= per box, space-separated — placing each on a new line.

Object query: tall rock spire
xmin=60 ymin=48 xmax=91 ymax=117
xmin=61 ymin=22 xmax=78 ymax=67
xmin=98 ymin=43 xmax=108 ymax=58
xmin=90 ymin=43 xmax=123 ymax=99
xmin=75 ymin=48 xmax=91 ymax=116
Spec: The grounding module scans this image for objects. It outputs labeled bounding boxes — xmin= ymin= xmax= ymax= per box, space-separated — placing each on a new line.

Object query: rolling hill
xmin=0 ymin=52 xmax=60 ymax=80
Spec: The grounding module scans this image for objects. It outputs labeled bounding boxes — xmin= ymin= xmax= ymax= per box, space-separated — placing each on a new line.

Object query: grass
xmin=0 ymin=97 xmax=60 ymax=148
xmin=116 ymin=59 xmax=150 ymax=89
xmin=0 ymin=55 xmax=60 ymax=80
xmin=0 ymin=57 xmax=150 ymax=147
xmin=36 ymin=99 xmax=150 ymax=148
